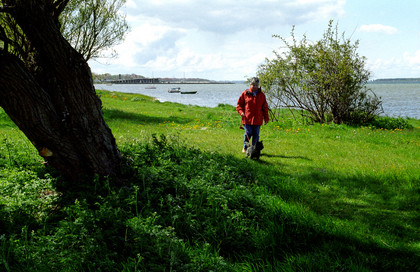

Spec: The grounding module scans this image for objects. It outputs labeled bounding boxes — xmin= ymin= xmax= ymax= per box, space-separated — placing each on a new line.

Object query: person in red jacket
xmin=236 ymin=77 xmax=269 ymax=153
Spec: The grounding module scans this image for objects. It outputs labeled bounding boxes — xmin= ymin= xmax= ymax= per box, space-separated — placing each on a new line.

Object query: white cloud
xmin=367 ymin=50 xmax=420 ymax=79
xmin=358 ymin=24 xmax=398 ymax=35
xmin=123 ymin=0 xmax=346 ymax=34
xmin=403 ymin=50 xmax=420 ymax=65
xmin=125 ymin=0 xmax=137 ymax=9
xmin=286 ymin=0 xmax=346 ymax=22
xmin=90 ymin=0 xmax=348 ymax=80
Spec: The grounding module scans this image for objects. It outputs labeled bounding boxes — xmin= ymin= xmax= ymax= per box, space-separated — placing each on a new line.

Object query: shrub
xmin=370 ymin=116 xmax=413 ymax=130
xmin=258 ymin=20 xmax=383 ymax=125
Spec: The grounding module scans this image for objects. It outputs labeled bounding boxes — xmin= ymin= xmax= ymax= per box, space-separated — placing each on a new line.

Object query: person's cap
xmin=250 ymin=77 xmax=259 ymax=85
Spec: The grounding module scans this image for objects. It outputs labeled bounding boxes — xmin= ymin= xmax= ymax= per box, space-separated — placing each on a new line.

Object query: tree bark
xmin=0 ymin=1 xmax=121 ymax=182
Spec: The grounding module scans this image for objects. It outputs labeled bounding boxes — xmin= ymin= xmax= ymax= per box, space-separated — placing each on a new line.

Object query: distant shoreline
xmin=109 ymin=82 xmax=236 ymax=85
xmin=105 ymin=79 xmax=420 ymax=85
xmin=96 ymin=75 xmax=420 ymax=85
xmin=370 ymin=78 xmax=420 ymax=84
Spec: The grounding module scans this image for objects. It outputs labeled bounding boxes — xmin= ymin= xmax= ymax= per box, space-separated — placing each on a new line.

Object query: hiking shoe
xmin=242 ymin=148 xmax=246 ymax=153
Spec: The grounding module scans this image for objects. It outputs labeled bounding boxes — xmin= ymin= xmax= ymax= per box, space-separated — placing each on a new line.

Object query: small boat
xmin=181 ymin=91 xmax=197 ymax=94
xmin=168 ymin=87 xmax=181 ymax=93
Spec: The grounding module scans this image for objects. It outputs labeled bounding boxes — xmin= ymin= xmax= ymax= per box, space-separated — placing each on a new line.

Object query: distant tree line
xmin=92 ymin=73 xmax=218 ymax=84
xmin=370 ymin=78 xmax=420 ymax=83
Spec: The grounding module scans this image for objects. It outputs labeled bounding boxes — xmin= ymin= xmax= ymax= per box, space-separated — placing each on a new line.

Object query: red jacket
xmin=236 ymin=88 xmax=269 ymax=126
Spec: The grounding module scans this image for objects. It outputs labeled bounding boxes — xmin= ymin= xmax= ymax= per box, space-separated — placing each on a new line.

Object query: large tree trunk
xmin=0 ymin=1 xmax=121 ymax=182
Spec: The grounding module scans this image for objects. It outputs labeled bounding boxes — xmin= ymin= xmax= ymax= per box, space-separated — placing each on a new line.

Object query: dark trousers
xmin=243 ymin=124 xmax=261 ymax=148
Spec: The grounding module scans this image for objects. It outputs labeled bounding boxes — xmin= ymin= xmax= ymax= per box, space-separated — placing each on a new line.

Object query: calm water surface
xmin=95 ymin=83 xmax=419 ymax=119
xmin=368 ymin=83 xmax=419 ymax=119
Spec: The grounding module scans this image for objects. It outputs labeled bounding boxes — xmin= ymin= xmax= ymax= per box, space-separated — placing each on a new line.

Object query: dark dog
xmin=245 ymin=140 xmax=264 ymax=160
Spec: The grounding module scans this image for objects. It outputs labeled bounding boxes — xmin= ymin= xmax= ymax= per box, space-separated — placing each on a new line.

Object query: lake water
xmin=95 ymin=83 xmax=420 ymax=119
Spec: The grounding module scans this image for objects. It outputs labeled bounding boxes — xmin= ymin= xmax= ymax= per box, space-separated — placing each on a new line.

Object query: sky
xmin=88 ymin=0 xmax=420 ymax=81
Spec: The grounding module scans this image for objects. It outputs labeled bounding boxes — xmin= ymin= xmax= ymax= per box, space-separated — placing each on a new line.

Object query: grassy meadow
xmin=0 ymin=89 xmax=419 ymax=271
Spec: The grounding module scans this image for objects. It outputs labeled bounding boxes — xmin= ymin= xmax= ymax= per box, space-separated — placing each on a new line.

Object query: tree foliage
xmin=60 ymin=0 xmax=129 ymax=61
xmin=0 ymin=0 xmax=129 ymax=62
xmin=258 ymin=21 xmax=383 ymax=125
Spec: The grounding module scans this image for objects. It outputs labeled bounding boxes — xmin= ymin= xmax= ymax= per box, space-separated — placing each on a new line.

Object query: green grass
xmin=0 ymin=89 xmax=419 ymax=271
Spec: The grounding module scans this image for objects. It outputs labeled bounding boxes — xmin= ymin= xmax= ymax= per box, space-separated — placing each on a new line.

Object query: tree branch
xmin=0 ymin=25 xmax=10 ymax=51
xmin=54 ymin=0 xmax=70 ymax=15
